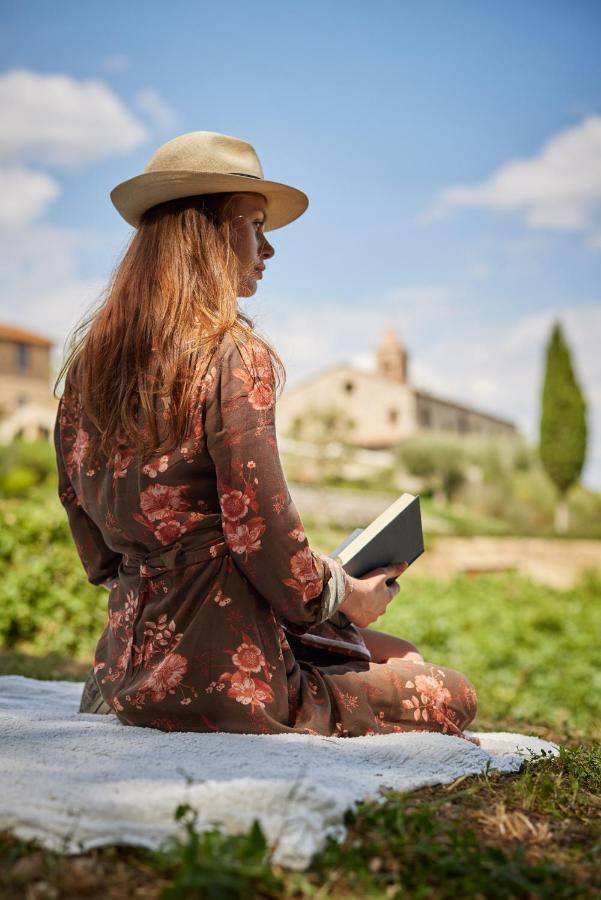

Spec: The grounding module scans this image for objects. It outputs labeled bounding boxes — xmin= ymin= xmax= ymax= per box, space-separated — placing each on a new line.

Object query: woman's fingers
xmin=341 ymin=560 xmax=408 ymax=627
xmin=386 ymin=580 xmax=400 ymax=598
xmin=384 ymin=562 xmax=408 ymax=595
xmin=362 ymin=561 xmax=409 ymax=581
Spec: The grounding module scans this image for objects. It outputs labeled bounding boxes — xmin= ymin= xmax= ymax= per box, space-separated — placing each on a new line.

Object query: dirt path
xmin=413 ymin=535 xmax=601 ymax=589
xmin=289 ymin=482 xmax=399 ymax=523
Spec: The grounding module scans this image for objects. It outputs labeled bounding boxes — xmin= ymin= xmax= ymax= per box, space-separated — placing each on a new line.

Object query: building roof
xmin=415 ymin=388 xmax=516 ymax=430
xmin=0 ymin=324 xmax=53 ymax=348
xmin=283 ymin=360 xmax=516 ymax=431
xmin=283 ymin=361 xmax=387 ymax=396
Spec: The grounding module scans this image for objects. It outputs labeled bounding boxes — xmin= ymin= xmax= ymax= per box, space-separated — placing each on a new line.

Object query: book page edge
xmin=337 ymin=493 xmax=418 ymax=565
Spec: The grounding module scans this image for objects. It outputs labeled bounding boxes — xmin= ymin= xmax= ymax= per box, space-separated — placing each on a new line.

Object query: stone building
xmin=0 ymin=324 xmax=58 ymax=442
xmin=277 ymin=328 xmax=516 ymax=449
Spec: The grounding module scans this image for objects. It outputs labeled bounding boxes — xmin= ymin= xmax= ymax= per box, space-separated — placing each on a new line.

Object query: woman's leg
xmin=317 ymin=657 xmax=478 ymax=738
xmin=358 ymin=632 xmax=479 ymax=739
xmin=359 ymin=627 xmax=423 ymax=663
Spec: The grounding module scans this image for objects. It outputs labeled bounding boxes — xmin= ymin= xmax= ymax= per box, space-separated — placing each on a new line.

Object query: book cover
xmin=330 ymin=493 xmax=424 ymax=579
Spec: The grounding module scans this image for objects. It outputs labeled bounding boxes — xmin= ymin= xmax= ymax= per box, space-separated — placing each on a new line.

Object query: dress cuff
xmin=316 ymin=554 xmax=348 ymax=623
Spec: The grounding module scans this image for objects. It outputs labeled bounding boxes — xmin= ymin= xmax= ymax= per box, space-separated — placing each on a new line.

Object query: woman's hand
xmin=101 ymin=578 xmax=119 ymax=592
xmin=338 ymin=562 xmax=408 ymax=628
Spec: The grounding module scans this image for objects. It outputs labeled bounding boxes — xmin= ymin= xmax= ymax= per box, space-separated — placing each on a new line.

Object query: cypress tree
xmin=539 ymin=322 xmax=587 ymax=532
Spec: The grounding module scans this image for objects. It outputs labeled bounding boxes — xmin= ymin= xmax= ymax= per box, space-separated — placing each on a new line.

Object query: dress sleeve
xmin=54 ymin=399 xmax=122 ymax=587
xmin=203 ymin=333 xmax=336 ymax=629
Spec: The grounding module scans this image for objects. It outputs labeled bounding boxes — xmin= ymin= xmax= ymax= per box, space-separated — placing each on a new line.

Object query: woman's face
xmin=225 ymin=192 xmax=275 ymax=297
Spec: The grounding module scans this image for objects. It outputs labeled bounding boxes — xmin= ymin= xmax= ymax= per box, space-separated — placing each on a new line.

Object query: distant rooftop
xmin=0 ymin=324 xmax=53 ymax=348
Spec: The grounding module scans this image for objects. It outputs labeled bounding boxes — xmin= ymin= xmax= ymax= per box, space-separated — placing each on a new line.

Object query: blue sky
xmin=1 ymin=0 xmax=600 ymax=486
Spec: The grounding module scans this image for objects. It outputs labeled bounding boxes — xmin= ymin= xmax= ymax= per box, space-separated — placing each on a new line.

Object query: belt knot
xmin=121 ymin=514 xmax=228 ymax=577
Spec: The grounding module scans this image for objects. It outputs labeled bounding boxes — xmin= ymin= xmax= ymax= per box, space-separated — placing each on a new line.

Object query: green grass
xmin=1 ymin=484 xmax=600 ymax=896
xmin=420 ymin=497 xmax=515 ymax=536
xmin=1 ymin=575 xmax=600 ymax=897
xmin=2 ymin=746 xmax=599 ymax=898
xmin=157 ymin=807 xmax=284 ymax=899
xmin=305 ymin=512 xmax=601 ymax=739
xmin=374 ymin=571 xmax=601 ymax=738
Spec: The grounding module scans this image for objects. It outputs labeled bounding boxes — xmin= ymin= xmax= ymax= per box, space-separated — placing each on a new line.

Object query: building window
xmin=343 ymin=380 xmax=354 ymax=394
xmin=388 ymin=408 xmax=399 ymax=424
xmin=16 ymin=343 xmax=29 ymax=371
xmin=419 ymin=407 xmax=432 ymax=428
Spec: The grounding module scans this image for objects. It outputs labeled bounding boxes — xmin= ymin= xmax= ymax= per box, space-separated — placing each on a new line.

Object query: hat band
xmin=228 ymin=172 xmax=261 ymax=179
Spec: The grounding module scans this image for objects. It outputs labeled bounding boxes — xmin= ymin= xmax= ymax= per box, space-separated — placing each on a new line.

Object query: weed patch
xmin=310 ymin=793 xmax=587 ymax=899
xmin=2 ymin=742 xmax=599 ymax=898
xmin=156 ymin=804 xmax=283 ymax=899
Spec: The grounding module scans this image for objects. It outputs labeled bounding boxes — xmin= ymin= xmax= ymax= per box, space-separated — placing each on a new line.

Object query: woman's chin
xmin=238 ymin=280 xmax=258 ymax=298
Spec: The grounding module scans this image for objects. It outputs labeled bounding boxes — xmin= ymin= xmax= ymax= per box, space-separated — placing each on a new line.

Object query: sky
xmin=1 ymin=0 xmax=600 ymax=486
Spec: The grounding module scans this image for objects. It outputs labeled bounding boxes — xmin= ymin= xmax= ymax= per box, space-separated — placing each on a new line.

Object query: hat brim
xmin=110 ymin=171 xmax=308 ymax=230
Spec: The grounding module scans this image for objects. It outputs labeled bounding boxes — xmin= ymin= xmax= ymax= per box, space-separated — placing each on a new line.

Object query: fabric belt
xmin=121 ymin=514 xmax=228 ymax=577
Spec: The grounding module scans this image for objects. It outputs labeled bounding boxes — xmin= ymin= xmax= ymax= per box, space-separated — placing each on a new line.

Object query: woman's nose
xmin=261 ymin=237 xmax=275 ymax=259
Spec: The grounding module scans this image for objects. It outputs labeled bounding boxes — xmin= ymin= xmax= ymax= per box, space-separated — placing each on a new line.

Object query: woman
xmin=55 ymin=131 xmax=477 ymax=737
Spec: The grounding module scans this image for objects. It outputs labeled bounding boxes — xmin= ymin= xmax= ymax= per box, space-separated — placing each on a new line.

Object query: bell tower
xmin=376 ymin=328 xmax=409 ymax=384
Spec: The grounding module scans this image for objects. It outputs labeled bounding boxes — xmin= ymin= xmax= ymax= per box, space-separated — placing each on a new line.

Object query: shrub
xmin=396 ymin=433 xmax=468 ymax=501
xmin=0 ymin=492 xmax=104 ymax=657
xmin=0 ymin=440 xmax=58 ymax=498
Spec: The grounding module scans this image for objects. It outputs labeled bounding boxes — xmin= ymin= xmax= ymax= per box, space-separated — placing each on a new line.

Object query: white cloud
xmin=423 ymin=116 xmax=601 ymax=244
xmin=252 ymin=282 xmax=458 ymax=386
xmin=412 ymin=305 xmax=599 ymax=431
xmin=251 ymin=284 xmax=452 ymax=386
xmin=252 ymin=293 xmax=601 ymax=489
xmin=262 ymin=303 xmax=388 ymax=380
xmin=134 ymin=88 xmax=178 ymax=132
xmin=412 ymin=305 xmax=601 ymax=489
xmin=0 ymin=165 xmax=60 ymax=226
xmin=0 ymin=68 xmax=149 ymax=166
xmin=0 ymin=221 xmax=106 ymax=363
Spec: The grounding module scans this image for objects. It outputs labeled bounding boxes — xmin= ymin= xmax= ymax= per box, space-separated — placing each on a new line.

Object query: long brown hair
xmin=55 ymin=194 xmax=285 ymax=460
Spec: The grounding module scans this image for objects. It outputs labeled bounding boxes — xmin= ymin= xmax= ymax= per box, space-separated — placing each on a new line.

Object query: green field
xmin=1 ymin=491 xmax=600 ymax=896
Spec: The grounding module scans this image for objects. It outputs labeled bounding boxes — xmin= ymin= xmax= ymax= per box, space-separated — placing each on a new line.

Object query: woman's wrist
xmin=338 ymin=572 xmax=360 ymax=618
xmin=317 ymin=554 xmax=350 ymax=621
xmin=342 ymin=568 xmax=355 ymax=602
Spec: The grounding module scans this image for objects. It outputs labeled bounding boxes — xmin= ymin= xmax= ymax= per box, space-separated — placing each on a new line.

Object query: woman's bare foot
xmin=385 ymin=652 xmax=424 ymax=665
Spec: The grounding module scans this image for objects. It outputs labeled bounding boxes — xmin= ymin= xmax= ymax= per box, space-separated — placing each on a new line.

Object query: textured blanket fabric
xmin=0 ymin=676 xmax=557 ymax=869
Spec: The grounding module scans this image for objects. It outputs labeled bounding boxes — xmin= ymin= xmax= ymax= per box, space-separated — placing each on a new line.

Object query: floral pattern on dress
xmin=130 ymin=483 xmax=209 ymax=546
xmin=207 ymin=635 xmax=276 ymax=715
xmin=402 ymin=670 xmax=461 ymax=735
xmin=111 ymin=448 xmax=135 ymax=480
xmin=142 ymin=455 xmax=169 ymax=479
xmin=55 ymin=331 xmax=477 ymax=736
xmin=283 ymin=547 xmax=324 ymax=602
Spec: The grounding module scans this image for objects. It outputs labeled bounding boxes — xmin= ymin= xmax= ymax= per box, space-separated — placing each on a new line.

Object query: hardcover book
xmin=330 ymin=493 xmax=424 ymax=579
xmin=284 ymin=493 xmax=424 ymax=662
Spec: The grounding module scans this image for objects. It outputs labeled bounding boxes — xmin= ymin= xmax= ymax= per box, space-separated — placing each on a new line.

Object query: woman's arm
xmin=358 ymin=627 xmax=422 ymax=663
xmin=204 ymin=333 xmax=342 ymax=629
xmin=54 ymin=400 xmax=122 ymax=587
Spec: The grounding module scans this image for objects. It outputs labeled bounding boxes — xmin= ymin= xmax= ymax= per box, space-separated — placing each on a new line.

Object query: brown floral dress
xmin=54 ymin=331 xmax=477 ymax=736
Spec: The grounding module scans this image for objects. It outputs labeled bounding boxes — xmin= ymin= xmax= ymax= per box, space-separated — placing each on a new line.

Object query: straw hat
xmin=110 ymin=130 xmax=308 ymax=230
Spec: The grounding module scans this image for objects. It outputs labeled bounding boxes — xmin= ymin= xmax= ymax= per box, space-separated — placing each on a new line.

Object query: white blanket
xmin=0 ymin=676 xmax=557 ymax=869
